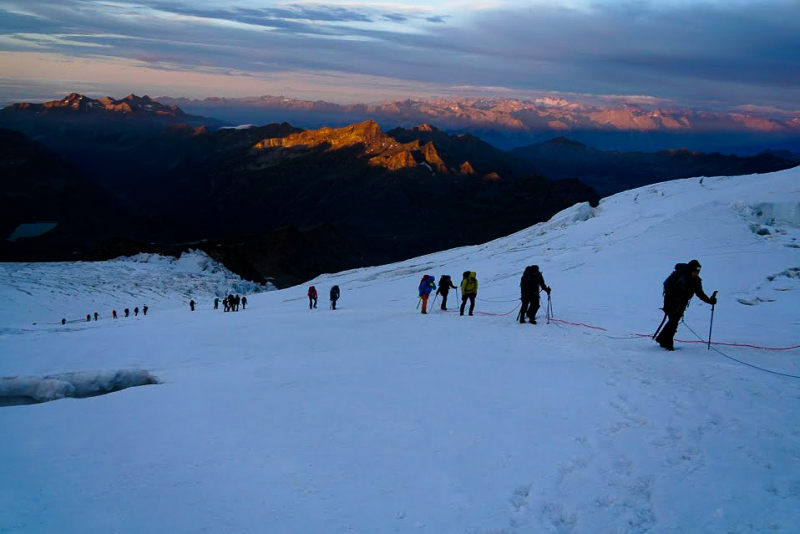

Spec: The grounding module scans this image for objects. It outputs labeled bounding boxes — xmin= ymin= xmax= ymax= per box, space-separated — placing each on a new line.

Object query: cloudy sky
xmin=0 ymin=0 xmax=798 ymax=109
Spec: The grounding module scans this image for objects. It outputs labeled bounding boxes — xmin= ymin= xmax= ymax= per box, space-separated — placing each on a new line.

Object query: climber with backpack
xmin=308 ymin=286 xmax=318 ymax=309
xmin=436 ymin=275 xmax=457 ymax=311
xmin=418 ymin=275 xmax=436 ymax=314
xmin=655 ymin=259 xmax=717 ymax=351
xmin=519 ymin=265 xmax=550 ymax=324
xmin=330 ymin=285 xmax=340 ymax=310
xmin=460 ymin=271 xmax=478 ymax=316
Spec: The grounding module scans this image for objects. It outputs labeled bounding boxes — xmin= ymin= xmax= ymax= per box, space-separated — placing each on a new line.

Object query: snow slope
xmin=0 ymin=251 xmax=271 ymax=328
xmin=1 ymin=169 xmax=799 ymax=533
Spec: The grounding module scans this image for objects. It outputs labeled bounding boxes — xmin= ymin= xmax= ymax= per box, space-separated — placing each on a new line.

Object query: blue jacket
xmin=419 ymin=275 xmax=436 ymax=297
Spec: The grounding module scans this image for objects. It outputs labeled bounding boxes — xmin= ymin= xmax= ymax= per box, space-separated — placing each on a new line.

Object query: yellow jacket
xmin=461 ymin=271 xmax=478 ymax=295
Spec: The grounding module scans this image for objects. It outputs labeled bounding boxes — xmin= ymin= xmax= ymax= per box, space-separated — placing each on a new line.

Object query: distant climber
xmin=460 ymin=271 xmax=478 ymax=316
xmin=214 ymin=297 xmax=219 ymax=310
xmin=436 ymin=275 xmax=457 ymax=311
xmin=519 ymin=265 xmax=550 ymax=324
xmin=112 ymin=310 xmax=118 ymax=319
xmin=330 ymin=285 xmax=340 ymax=310
xmin=190 ymin=300 xmax=195 ymax=312
xmin=242 ymin=296 xmax=247 ymax=309
xmin=124 ymin=308 xmax=130 ymax=317
xmin=134 ymin=307 xmax=139 ymax=317
xmin=86 ymin=314 xmax=91 ymax=322
xmin=143 ymin=305 xmax=148 ymax=316
xmin=223 ymin=298 xmax=229 ymax=312
xmin=94 ymin=312 xmax=99 ymax=321
xmin=418 ymin=275 xmax=436 ymax=314
xmin=308 ymin=286 xmax=318 ymax=309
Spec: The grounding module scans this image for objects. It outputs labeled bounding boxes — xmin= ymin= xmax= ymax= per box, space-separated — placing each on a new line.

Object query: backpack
xmin=331 ymin=285 xmax=340 ymax=299
xmin=663 ymin=263 xmax=685 ymax=297
xmin=521 ymin=267 xmax=538 ymax=292
xmin=463 ymin=272 xmax=477 ymax=294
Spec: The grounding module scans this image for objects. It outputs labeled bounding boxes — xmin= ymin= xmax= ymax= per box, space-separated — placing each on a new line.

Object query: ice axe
xmin=652 ymin=311 xmax=667 ymax=340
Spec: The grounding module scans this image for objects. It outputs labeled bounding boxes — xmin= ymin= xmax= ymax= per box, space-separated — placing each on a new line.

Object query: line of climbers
xmin=307 ymin=285 xmax=340 ymax=310
xmin=59 ymin=260 xmax=714 ymax=355
xmin=210 ymin=295 xmax=248 ymax=312
xmin=417 ymin=259 xmax=716 ymax=352
xmin=62 ymin=306 xmax=148 ymax=325
xmin=418 ymin=271 xmax=479 ymax=316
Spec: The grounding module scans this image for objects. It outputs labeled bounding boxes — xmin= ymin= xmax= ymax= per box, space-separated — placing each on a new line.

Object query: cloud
xmin=382 ymin=14 xmax=408 ymax=23
xmin=0 ymin=0 xmax=798 ymax=109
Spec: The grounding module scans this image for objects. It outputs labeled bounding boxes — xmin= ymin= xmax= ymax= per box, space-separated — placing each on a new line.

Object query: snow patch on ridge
xmin=0 ymin=369 xmax=158 ymax=407
xmin=735 ymin=201 xmax=800 ymax=228
xmin=737 ymin=267 xmax=800 ymax=306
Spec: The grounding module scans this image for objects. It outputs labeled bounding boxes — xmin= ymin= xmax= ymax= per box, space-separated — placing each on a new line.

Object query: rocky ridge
xmin=2 ymin=93 xmax=186 ymax=118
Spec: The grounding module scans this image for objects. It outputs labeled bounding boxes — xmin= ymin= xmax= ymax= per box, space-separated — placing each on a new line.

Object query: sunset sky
xmin=0 ymin=0 xmax=798 ymax=109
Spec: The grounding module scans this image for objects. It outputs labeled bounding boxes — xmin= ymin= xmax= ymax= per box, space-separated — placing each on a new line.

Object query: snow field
xmin=1 ymin=169 xmax=799 ymax=533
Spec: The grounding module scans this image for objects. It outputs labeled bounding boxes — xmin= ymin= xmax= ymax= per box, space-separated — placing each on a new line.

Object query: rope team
xmin=417 ymin=259 xmax=723 ymax=353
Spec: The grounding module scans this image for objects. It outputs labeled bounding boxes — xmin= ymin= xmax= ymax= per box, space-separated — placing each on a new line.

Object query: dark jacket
xmin=668 ymin=265 xmax=714 ymax=306
xmin=330 ymin=286 xmax=340 ymax=300
xmin=436 ymin=276 xmax=457 ymax=296
xmin=521 ymin=267 xmax=547 ymax=299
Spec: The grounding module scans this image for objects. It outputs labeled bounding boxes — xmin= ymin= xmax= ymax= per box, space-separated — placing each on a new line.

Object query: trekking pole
xmin=545 ymin=295 xmax=550 ymax=324
xmin=652 ymin=311 xmax=667 ymax=340
xmin=431 ymin=293 xmax=439 ymax=312
xmin=547 ymin=293 xmax=553 ymax=324
xmin=707 ymin=291 xmax=718 ymax=350
xmin=516 ymin=308 xmax=522 ymax=322
xmin=416 ymin=297 xmax=422 ymax=310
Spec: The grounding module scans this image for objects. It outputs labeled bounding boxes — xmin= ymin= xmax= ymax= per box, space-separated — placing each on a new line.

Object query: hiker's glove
xmin=546 ymin=287 xmax=551 ymax=294
xmin=709 ymin=296 xmax=717 ymax=305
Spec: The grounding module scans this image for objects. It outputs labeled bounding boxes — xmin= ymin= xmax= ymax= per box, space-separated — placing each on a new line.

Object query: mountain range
xmin=1 ymin=94 xmax=797 ymax=286
xmin=4 ymin=93 xmax=191 ymax=120
xmin=0 ymin=95 xmax=597 ymax=286
xmin=157 ymin=95 xmax=800 ymax=153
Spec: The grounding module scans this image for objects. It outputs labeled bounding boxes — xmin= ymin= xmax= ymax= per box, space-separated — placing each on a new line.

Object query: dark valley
xmin=2 ymin=94 xmax=796 ymax=287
